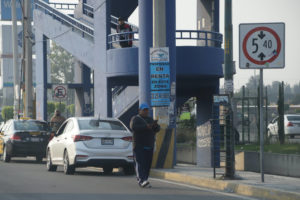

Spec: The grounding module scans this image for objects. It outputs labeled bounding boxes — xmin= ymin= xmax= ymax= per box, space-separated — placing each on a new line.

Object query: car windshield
xmin=287 ymin=116 xmax=300 ymax=121
xmin=14 ymin=121 xmax=50 ymax=131
xmin=78 ymin=119 xmax=127 ymax=131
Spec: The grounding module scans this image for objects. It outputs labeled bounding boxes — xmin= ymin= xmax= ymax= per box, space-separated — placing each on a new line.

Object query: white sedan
xmin=267 ymin=114 xmax=300 ymax=139
xmin=46 ymin=117 xmax=134 ymax=175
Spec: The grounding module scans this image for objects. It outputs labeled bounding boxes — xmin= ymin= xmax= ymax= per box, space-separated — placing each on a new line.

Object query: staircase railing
xmin=35 ymin=0 xmax=94 ymax=39
xmin=49 ymin=2 xmax=77 ymax=10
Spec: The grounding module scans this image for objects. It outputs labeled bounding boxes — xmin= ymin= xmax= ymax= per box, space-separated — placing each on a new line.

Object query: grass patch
xmin=235 ymin=143 xmax=300 ymax=155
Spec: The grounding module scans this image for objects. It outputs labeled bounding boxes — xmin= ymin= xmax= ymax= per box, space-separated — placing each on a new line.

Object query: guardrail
xmin=49 ymin=2 xmax=77 ymax=10
xmin=83 ymin=3 xmax=94 ymax=18
xmin=35 ymin=0 xmax=94 ymax=39
xmin=108 ymin=31 xmax=139 ymax=49
xmin=108 ymin=30 xmax=223 ymax=49
xmin=176 ymin=30 xmax=223 ymax=47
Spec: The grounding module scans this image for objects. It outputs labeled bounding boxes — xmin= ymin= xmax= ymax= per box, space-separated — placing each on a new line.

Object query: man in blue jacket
xmin=130 ymin=103 xmax=160 ymax=188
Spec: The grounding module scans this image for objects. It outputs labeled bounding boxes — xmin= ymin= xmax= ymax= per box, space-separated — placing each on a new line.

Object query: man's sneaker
xmin=146 ymin=182 xmax=152 ymax=188
xmin=140 ymin=181 xmax=150 ymax=188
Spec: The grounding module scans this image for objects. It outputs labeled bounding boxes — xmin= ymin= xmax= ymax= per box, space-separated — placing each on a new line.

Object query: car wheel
xmin=36 ymin=155 xmax=43 ymax=163
xmin=63 ymin=150 xmax=75 ymax=175
xmin=103 ymin=166 xmax=113 ymax=175
xmin=123 ymin=165 xmax=135 ymax=175
xmin=46 ymin=150 xmax=57 ymax=172
xmin=3 ymin=146 xmax=11 ymax=163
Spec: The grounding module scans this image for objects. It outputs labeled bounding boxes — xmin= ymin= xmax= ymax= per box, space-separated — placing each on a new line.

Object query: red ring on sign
xmin=242 ymin=26 xmax=281 ymax=65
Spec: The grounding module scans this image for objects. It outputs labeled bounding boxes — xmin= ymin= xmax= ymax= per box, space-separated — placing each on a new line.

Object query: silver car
xmin=267 ymin=114 xmax=300 ymax=138
xmin=46 ymin=117 xmax=134 ymax=175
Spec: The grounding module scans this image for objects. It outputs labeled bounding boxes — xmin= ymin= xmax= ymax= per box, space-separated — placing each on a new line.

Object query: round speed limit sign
xmin=239 ymin=23 xmax=285 ymax=69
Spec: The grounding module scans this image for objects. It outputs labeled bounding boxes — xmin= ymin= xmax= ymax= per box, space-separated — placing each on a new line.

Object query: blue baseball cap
xmin=139 ymin=103 xmax=150 ymax=110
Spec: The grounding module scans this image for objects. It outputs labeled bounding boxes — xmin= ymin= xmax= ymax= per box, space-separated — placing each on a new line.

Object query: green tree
xmin=49 ymin=42 xmax=74 ymax=84
xmin=47 ymin=102 xmax=56 ymax=116
xmin=67 ymin=104 xmax=75 ymax=116
xmin=55 ymin=102 xmax=66 ymax=114
xmin=1 ymin=106 xmax=13 ymax=121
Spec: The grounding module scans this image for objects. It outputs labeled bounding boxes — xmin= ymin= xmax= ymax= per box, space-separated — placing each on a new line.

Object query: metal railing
xmin=83 ymin=3 xmax=94 ymax=18
xmin=35 ymin=0 xmax=94 ymax=39
xmin=108 ymin=31 xmax=139 ymax=49
xmin=36 ymin=1 xmax=223 ymax=49
xmin=49 ymin=2 xmax=77 ymax=10
xmin=108 ymin=30 xmax=223 ymax=49
xmin=176 ymin=30 xmax=223 ymax=47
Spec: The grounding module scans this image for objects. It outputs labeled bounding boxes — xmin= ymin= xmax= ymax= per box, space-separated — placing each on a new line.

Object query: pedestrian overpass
xmin=34 ymin=0 xmax=223 ymax=167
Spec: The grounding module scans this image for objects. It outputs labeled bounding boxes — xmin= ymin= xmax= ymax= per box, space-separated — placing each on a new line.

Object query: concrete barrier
xmin=177 ymin=146 xmax=300 ymax=177
xmin=235 ymin=151 xmax=300 ymax=178
xmin=176 ymin=145 xmax=196 ymax=164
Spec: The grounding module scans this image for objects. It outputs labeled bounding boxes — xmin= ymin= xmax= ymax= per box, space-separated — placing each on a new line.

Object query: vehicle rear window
xmin=78 ymin=119 xmax=126 ymax=131
xmin=287 ymin=116 xmax=300 ymax=121
xmin=14 ymin=121 xmax=50 ymax=131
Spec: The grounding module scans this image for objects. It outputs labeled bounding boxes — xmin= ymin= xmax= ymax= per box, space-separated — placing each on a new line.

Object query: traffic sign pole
xmin=259 ymin=69 xmax=264 ymax=182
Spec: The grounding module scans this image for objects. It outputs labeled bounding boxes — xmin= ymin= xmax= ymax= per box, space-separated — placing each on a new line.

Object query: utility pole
xmin=152 ymin=0 xmax=176 ymax=168
xmin=24 ymin=0 xmax=33 ymax=118
xmin=224 ymin=0 xmax=235 ymax=178
xmin=11 ymin=0 xmax=19 ymax=119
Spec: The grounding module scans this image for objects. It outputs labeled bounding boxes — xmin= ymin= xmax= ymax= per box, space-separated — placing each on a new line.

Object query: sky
xmin=129 ymin=0 xmax=300 ymax=91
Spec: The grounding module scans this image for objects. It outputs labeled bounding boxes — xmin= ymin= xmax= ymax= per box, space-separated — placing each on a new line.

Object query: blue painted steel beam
xmin=138 ymin=0 xmax=153 ymax=107
xmin=43 ymin=35 xmax=48 ymax=121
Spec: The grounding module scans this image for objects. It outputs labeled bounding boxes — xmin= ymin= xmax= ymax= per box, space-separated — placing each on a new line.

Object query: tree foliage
xmin=235 ymin=76 xmax=300 ymax=105
xmin=1 ymin=106 xmax=13 ymax=121
xmin=49 ymin=42 xmax=74 ymax=84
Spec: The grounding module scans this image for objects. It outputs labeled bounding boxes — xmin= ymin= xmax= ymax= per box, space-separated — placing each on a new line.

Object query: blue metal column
xmin=82 ymin=64 xmax=92 ymax=116
xmin=93 ymin=0 xmax=112 ymax=117
xmin=42 ymin=35 xmax=48 ymax=120
xmin=214 ymin=0 xmax=220 ymax=48
xmin=138 ymin=0 xmax=153 ymax=106
xmin=165 ymin=0 xmax=177 ymax=166
xmin=35 ymin=27 xmax=48 ymax=121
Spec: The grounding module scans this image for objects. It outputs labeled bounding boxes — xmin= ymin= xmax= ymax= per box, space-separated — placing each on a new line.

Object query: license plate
xmin=31 ymin=138 xmax=40 ymax=142
xmin=101 ymin=138 xmax=114 ymax=145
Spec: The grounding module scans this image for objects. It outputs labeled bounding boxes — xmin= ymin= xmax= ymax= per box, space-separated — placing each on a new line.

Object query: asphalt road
xmin=0 ymin=158 xmax=259 ymax=200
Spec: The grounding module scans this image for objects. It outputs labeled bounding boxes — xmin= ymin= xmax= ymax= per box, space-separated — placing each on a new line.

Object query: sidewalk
xmin=150 ymin=164 xmax=300 ymax=200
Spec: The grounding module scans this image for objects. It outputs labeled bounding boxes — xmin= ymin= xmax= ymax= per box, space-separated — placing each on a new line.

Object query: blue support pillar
xmin=35 ymin=29 xmax=48 ymax=121
xmin=214 ymin=0 xmax=220 ymax=48
xmin=93 ymin=0 xmax=112 ymax=118
xmin=138 ymin=0 xmax=153 ymax=106
xmin=82 ymin=64 xmax=92 ymax=116
xmin=166 ymin=0 xmax=177 ymax=166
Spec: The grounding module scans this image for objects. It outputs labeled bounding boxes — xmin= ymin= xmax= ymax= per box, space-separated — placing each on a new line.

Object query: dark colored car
xmin=1 ymin=119 xmax=51 ymax=163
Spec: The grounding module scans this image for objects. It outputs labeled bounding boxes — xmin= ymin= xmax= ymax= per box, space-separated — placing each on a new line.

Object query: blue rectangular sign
xmin=151 ymin=91 xmax=170 ymax=107
xmin=150 ymin=63 xmax=170 ymax=91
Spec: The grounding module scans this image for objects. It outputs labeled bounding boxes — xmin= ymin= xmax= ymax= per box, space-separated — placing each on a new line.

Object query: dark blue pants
xmin=133 ymin=145 xmax=153 ymax=183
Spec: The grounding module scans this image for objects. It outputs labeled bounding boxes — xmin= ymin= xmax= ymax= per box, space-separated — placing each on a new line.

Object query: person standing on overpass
xmin=117 ymin=17 xmax=133 ymax=48
xmin=130 ymin=103 xmax=160 ymax=188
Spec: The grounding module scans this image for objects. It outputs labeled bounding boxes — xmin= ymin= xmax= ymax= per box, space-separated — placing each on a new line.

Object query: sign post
xmin=239 ymin=23 xmax=285 ymax=182
xmin=53 ymin=85 xmax=68 ymax=101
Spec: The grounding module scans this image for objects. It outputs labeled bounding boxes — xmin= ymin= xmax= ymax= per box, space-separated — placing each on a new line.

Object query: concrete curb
xmin=150 ymin=169 xmax=300 ymax=200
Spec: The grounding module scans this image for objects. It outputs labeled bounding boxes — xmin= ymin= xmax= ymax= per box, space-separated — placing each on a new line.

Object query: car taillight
xmin=122 ymin=136 xmax=133 ymax=142
xmin=11 ymin=134 xmax=21 ymax=141
xmin=73 ymin=135 xmax=93 ymax=142
xmin=287 ymin=122 xmax=294 ymax=127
